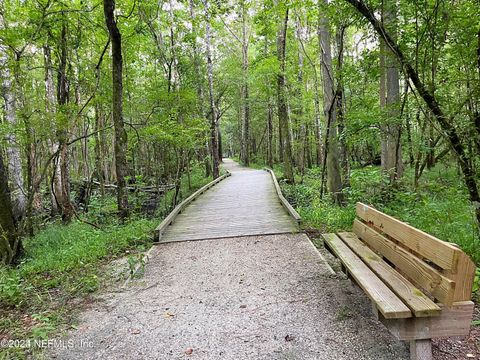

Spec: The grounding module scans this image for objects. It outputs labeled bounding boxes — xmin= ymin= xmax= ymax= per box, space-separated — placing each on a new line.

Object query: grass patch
xmin=0 ymin=217 xmax=155 ymax=358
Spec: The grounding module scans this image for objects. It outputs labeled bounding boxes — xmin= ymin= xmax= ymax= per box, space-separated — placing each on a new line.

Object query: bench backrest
xmin=354 ymin=202 xmax=476 ymax=305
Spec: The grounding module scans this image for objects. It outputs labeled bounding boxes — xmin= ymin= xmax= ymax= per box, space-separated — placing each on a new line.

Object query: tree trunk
xmin=204 ymin=0 xmax=220 ymax=179
xmin=104 ymin=0 xmax=129 ymax=220
xmin=276 ymin=5 xmax=294 ymax=183
xmin=240 ymin=0 xmax=250 ymax=166
xmin=94 ymin=104 xmax=106 ymax=196
xmin=0 ymin=23 xmax=26 ymax=219
xmin=217 ymin=124 xmax=223 ymax=161
xmin=267 ymin=101 xmax=274 ymax=168
xmin=319 ymin=0 xmax=343 ymax=204
xmin=383 ymin=0 xmax=403 ymax=182
xmin=314 ymin=92 xmax=323 ymax=167
xmin=336 ymin=24 xmax=349 ymax=185
xmin=188 ymin=0 xmax=211 ymax=175
xmin=379 ymin=39 xmax=388 ymax=170
xmin=295 ymin=16 xmax=306 ymax=176
xmin=0 ymin=151 xmax=21 ymax=265
xmin=56 ymin=23 xmax=74 ymax=223
xmin=43 ymin=44 xmax=64 ymax=215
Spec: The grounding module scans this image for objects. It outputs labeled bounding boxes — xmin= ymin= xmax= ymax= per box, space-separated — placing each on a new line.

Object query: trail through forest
xmin=1 ymin=0 xmax=479 ymax=358
xmin=50 ymin=162 xmax=408 ymax=359
xmin=160 ymin=159 xmax=298 ymax=242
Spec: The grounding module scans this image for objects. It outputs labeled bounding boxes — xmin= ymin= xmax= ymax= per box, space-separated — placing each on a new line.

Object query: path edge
xmin=123 ymin=171 xmax=232 ymax=288
xmin=264 ymin=168 xmax=302 ymax=225
xmin=154 ymin=171 xmax=232 ymax=242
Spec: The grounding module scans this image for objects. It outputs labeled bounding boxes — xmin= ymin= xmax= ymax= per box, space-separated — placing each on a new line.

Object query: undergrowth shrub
xmin=279 ymin=164 xmax=480 ymax=267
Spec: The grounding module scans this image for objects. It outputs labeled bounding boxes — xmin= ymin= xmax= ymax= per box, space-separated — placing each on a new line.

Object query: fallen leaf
xmin=185 ymin=348 xmax=193 ymax=355
xmin=163 ymin=311 xmax=175 ymax=319
xmin=239 ymin=304 xmax=247 ymax=309
xmin=284 ymin=334 xmax=294 ymax=342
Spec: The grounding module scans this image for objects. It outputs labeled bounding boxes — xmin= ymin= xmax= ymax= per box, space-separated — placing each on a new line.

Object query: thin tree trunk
xmin=0 ymin=24 xmax=26 ymax=219
xmin=267 ymin=101 xmax=274 ymax=168
xmin=336 ymin=24 xmax=349 ymax=185
xmin=0 ymin=151 xmax=21 ymax=265
xmin=383 ymin=0 xmax=403 ymax=181
xmin=405 ymin=103 xmax=415 ymax=167
xmin=43 ymin=44 xmax=63 ymax=214
xmin=188 ymin=0 xmax=211 ymax=175
xmin=104 ymin=0 xmax=129 ymax=219
xmin=94 ymin=104 xmax=106 ymax=196
xmin=319 ymin=0 xmax=343 ymax=204
xmin=240 ymin=0 xmax=250 ymax=166
xmin=276 ymin=5 xmax=294 ymax=183
xmin=56 ymin=23 xmax=74 ymax=223
xmin=295 ymin=16 xmax=306 ymax=176
xmin=379 ymin=39 xmax=388 ymax=170
xmin=297 ymin=24 xmax=323 ymax=167
xmin=204 ymin=0 xmax=220 ymax=179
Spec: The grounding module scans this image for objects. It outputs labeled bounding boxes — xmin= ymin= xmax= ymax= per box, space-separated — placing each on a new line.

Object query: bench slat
xmin=356 ymin=203 xmax=461 ymax=270
xmin=323 ymin=233 xmax=412 ymax=319
xmin=353 ymin=220 xmax=455 ymax=305
xmin=338 ymin=232 xmax=441 ymax=317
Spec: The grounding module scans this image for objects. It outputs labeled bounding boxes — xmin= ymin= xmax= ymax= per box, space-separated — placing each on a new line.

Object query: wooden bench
xmin=322 ymin=202 xmax=476 ymax=360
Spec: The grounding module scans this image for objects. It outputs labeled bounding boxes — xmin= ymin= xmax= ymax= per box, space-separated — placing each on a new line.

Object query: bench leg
xmin=409 ymin=339 xmax=432 ymax=360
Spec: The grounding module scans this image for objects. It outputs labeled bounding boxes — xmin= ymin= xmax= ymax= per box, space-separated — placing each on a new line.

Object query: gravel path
xmin=50 ymin=234 xmax=408 ymax=359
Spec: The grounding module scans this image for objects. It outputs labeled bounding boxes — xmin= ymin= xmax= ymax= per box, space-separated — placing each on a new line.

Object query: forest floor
xmin=49 ymin=234 xmax=409 ymax=360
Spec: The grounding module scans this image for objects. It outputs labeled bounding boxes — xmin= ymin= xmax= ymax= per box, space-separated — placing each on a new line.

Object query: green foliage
xmin=0 ymin=216 xmax=154 ymax=358
xmin=30 ymin=313 xmax=56 ymax=340
xmin=0 ymin=217 xmax=155 ymax=309
xmin=472 ymin=268 xmax=480 ymax=301
xmin=127 ymin=253 xmax=146 ymax=278
xmin=0 ymin=271 xmax=28 ymax=307
xmin=281 ymin=164 xmax=480 ymax=268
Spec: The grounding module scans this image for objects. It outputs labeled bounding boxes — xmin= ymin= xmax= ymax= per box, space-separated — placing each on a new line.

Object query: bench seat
xmin=323 ymin=233 xmax=412 ymax=319
xmin=333 ymin=232 xmax=441 ymax=317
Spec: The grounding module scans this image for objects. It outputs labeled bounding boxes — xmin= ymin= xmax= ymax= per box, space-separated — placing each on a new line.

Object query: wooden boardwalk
xmin=160 ymin=159 xmax=298 ymax=242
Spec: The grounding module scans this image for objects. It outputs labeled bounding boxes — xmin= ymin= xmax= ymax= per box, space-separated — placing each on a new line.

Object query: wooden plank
xmin=154 ymin=172 xmax=231 ymax=241
xmin=380 ymin=301 xmax=474 ymax=341
xmin=353 ymin=220 xmax=455 ymax=305
xmin=322 ymin=233 xmax=412 ymax=319
xmin=338 ymin=232 xmax=441 ymax=317
xmin=356 ymin=202 xmax=461 ymax=270
xmin=444 ymin=252 xmax=476 ymax=302
xmin=265 ymin=168 xmax=302 ymax=224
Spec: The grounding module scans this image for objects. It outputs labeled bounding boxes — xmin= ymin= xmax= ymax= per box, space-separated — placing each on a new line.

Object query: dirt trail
xmin=50 ymin=234 xmax=408 ymax=359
